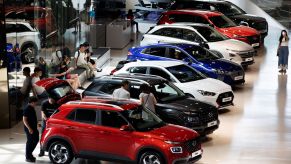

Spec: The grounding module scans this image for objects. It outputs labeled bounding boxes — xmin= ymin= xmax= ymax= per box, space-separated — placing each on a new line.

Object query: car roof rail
xmin=67 ymin=101 xmax=124 ymax=110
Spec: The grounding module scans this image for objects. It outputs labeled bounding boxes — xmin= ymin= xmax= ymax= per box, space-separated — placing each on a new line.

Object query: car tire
xmin=48 ymin=141 xmax=73 ymax=164
xmin=138 ymin=151 xmax=164 ymax=164
xmin=21 ymin=44 xmax=36 ymax=64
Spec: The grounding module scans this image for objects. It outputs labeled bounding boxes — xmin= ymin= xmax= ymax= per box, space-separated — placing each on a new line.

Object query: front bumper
xmin=188 ymin=120 xmax=220 ymax=135
xmin=172 ymin=154 xmax=202 ymax=164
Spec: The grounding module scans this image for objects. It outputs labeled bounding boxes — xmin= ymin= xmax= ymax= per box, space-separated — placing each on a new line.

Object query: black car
xmin=170 ymin=0 xmax=268 ymax=41
xmin=82 ymin=74 xmax=219 ymax=135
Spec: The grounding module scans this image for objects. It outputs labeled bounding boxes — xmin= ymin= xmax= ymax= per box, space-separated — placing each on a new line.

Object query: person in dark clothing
xmin=38 ymin=96 xmax=58 ymax=157
xmin=127 ymin=9 xmax=139 ymax=33
xmin=23 ymin=96 xmax=39 ymax=163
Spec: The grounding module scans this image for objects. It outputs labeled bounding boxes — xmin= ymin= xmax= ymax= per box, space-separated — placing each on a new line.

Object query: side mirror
xmin=120 ymin=125 xmax=133 ymax=132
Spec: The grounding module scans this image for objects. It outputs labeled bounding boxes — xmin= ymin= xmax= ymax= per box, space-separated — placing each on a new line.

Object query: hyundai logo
xmin=208 ymin=112 xmax=213 ymax=118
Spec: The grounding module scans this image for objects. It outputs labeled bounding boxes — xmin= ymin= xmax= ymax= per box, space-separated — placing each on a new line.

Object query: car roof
xmin=96 ymin=75 xmax=167 ymax=85
xmin=175 ymin=0 xmax=230 ymax=5
xmin=60 ymin=98 xmax=140 ymax=112
xmin=166 ymin=9 xmax=222 ymax=17
xmin=124 ymin=60 xmax=184 ymax=68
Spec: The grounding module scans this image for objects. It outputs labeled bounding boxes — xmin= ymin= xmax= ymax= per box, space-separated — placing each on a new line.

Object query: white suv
xmin=6 ymin=19 xmax=41 ymax=63
xmin=114 ymin=60 xmax=234 ymax=108
xmin=141 ymin=23 xmax=255 ymax=67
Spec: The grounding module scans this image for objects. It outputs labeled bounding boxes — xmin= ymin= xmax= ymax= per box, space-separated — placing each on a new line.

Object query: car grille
xmin=183 ymin=138 xmax=201 ymax=152
xmin=247 ymin=35 xmax=261 ymax=44
xmin=238 ymin=51 xmax=255 ymax=58
xmin=251 ymin=21 xmax=267 ymax=31
xmin=216 ymin=92 xmax=234 ymax=107
xmin=199 ymin=109 xmax=218 ymax=124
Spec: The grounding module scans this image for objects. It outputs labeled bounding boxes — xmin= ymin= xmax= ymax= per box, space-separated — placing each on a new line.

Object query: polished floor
xmin=1 ymin=25 xmax=291 ymax=164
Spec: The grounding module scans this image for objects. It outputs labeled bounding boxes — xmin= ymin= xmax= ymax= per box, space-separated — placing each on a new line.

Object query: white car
xmin=141 ymin=23 xmax=255 ymax=67
xmin=6 ymin=19 xmax=41 ymax=63
xmin=114 ymin=60 xmax=234 ymax=108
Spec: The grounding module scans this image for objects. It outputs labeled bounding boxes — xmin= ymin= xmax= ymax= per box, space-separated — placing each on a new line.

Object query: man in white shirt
xmin=74 ymin=43 xmax=94 ymax=79
xmin=31 ymin=67 xmax=47 ymax=99
xmin=112 ymin=80 xmax=130 ymax=100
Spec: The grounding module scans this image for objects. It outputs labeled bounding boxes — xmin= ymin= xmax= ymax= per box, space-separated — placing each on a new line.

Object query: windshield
xmin=194 ymin=26 xmax=227 ymax=42
xmin=167 ymin=64 xmax=205 ymax=83
xmin=48 ymin=84 xmax=74 ymax=100
xmin=216 ymin=3 xmax=245 ymax=16
xmin=209 ymin=15 xmax=237 ymax=28
xmin=121 ymin=105 xmax=165 ymax=132
xmin=152 ymin=82 xmax=185 ymax=102
xmin=185 ymin=45 xmax=220 ymax=61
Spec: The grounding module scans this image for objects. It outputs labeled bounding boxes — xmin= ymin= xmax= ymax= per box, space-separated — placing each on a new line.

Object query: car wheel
xmin=139 ymin=151 xmax=164 ymax=164
xmin=21 ymin=44 xmax=36 ymax=64
xmin=48 ymin=141 xmax=73 ymax=164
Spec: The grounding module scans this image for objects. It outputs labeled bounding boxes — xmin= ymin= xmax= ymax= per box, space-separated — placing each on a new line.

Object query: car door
xmin=65 ymin=108 xmax=99 ymax=153
xmin=96 ymin=110 xmax=134 ymax=160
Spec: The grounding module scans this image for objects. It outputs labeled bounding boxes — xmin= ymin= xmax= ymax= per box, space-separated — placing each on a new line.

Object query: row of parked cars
xmin=37 ymin=0 xmax=268 ymax=163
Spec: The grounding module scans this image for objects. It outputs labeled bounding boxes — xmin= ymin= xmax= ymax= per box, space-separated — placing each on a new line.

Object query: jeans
xmin=24 ymin=128 xmax=39 ymax=159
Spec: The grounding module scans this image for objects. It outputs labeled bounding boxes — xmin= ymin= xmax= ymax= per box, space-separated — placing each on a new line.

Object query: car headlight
xmin=170 ymin=147 xmax=183 ymax=153
xmin=226 ymin=49 xmax=237 ymax=57
xmin=197 ymin=90 xmax=216 ymax=96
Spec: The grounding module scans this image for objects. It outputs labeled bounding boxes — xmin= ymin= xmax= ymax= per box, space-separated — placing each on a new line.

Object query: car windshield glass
xmin=193 ymin=26 xmax=227 ymax=42
xmin=185 ymin=46 xmax=220 ymax=61
xmin=121 ymin=106 xmax=166 ymax=132
xmin=209 ymin=15 xmax=237 ymax=28
xmin=48 ymin=84 xmax=74 ymax=100
xmin=167 ymin=65 xmax=205 ymax=83
xmin=216 ymin=3 xmax=245 ymax=16
xmin=152 ymin=82 xmax=185 ymax=102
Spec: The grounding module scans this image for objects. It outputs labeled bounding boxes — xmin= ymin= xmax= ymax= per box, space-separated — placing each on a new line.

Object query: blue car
xmin=127 ymin=44 xmax=245 ymax=85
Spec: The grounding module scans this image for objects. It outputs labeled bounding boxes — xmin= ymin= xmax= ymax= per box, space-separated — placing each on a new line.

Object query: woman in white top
xmin=278 ymin=30 xmax=289 ymax=73
xmin=139 ymin=84 xmax=157 ymax=113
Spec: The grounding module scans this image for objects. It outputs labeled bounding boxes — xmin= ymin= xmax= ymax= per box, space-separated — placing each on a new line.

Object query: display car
xmin=113 ymin=60 xmax=234 ymax=108
xmin=169 ymin=0 xmax=268 ymax=41
xmin=82 ymin=74 xmax=220 ymax=135
xmin=40 ymin=98 xmax=203 ymax=164
xmin=128 ymin=44 xmax=245 ymax=85
xmin=6 ymin=19 xmax=41 ymax=63
xmin=141 ymin=23 xmax=255 ymax=66
xmin=157 ymin=10 xmax=261 ymax=48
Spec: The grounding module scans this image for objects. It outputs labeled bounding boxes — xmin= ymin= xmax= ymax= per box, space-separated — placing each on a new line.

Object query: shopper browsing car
xmin=23 ymin=96 xmax=39 ymax=163
xmin=112 ymin=80 xmax=130 ymax=100
xmin=278 ymin=30 xmax=289 ymax=73
xmin=139 ymin=83 xmax=157 ymax=113
xmin=39 ymin=96 xmax=58 ymax=157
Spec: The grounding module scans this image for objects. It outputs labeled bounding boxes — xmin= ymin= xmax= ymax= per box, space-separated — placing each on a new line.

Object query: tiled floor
xmin=1 ymin=24 xmax=291 ymax=164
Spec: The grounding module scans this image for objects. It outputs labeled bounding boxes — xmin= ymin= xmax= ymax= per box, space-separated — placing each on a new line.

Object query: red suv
xmin=157 ymin=10 xmax=261 ymax=48
xmin=40 ymin=97 xmax=203 ymax=164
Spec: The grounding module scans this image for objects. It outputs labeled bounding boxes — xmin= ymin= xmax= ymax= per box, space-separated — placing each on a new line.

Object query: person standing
xmin=38 ymin=96 xmax=58 ymax=157
xmin=31 ymin=67 xmax=48 ymax=99
xmin=139 ymin=84 xmax=157 ymax=113
xmin=23 ymin=96 xmax=39 ymax=163
xmin=127 ymin=9 xmax=139 ymax=33
xmin=112 ymin=80 xmax=130 ymax=100
xmin=278 ymin=30 xmax=289 ymax=73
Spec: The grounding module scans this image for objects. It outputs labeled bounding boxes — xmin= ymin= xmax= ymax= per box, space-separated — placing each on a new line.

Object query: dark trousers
xmin=40 ymin=120 xmax=46 ymax=153
xmin=25 ymin=128 xmax=39 ymax=159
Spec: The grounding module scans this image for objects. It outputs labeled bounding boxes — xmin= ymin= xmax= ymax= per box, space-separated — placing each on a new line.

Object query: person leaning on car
xmin=31 ymin=67 xmax=48 ymax=99
xmin=23 ymin=96 xmax=39 ymax=163
xmin=38 ymin=96 xmax=59 ymax=157
xmin=112 ymin=80 xmax=130 ymax=100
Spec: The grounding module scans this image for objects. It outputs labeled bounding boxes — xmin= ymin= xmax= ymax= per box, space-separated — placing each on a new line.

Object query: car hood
xmin=158 ymin=96 xmax=216 ymax=112
xmin=229 ymin=14 xmax=266 ymax=22
xmin=176 ymin=78 xmax=231 ymax=93
xmin=218 ymin=25 xmax=259 ymax=37
xmin=148 ymin=124 xmax=199 ymax=142
xmin=197 ymin=58 xmax=242 ymax=72
xmin=209 ymin=39 xmax=253 ymax=52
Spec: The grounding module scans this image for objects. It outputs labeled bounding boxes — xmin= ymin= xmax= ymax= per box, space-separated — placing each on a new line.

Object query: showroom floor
xmin=1 ymin=24 xmax=291 ymax=164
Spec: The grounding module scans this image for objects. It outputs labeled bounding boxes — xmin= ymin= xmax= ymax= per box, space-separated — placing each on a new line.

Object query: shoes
xmin=25 ymin=157 xmax=36 ymax=163
xmin=279 ymin=69 xmax=284 ymax=73
xmin=283 ymin=70 xmax=287 ymax=73
xmin=96 ymin=68 xmax=102 ymax=72
xmin=38 ymin=151 xmax=44 ymax=157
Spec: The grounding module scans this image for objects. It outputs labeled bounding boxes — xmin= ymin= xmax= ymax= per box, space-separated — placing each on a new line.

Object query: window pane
xmin=75 ymin=109 xmax=96 ymax=124
xmin=147 ymin=47 xmax=166 ymax=57
xmin=101 ymin=111 xmax=127 ymax=128
xmin=149 ymin=68 xmax=171 ymax=81
xmin=129 ymin=67 xmax=147 ymax=74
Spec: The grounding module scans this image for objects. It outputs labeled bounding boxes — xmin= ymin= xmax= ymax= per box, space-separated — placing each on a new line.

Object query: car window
xmin=74 ymin=109 xmax=97 ymax=125
xmin=16 ymin=24 xmax=31 ymax=32
xmin=5 ymin=24 xmax=16 ymax=33
xmin=101 ymin=111 xmax=128 ymax=128
xmin=166 ymin=64 xmax=206 ymax=83
xmin=195 ymin=16 xmax=210 ymax=24
xmin=129 ymin=84 xmax=142 ymax=99
xmin=153 ymin=28 xmax=183 ymax=39
xmin=185 ymin=45 xmax=220 ymax=61
xmin=143 ymin=47 xmax=166 ymax=57
xmin=48 ymin=84 xmax=74 ymax=100
xmin=215 ymin=3 xmax=245 ymax=16
xmin=182 ymin=29 xmax=201 ymax=42
xmin=149 ymin=67 xmax=171 ymax=81
xmin=153 ymin=82 xmax=185 ymax=102
xmin=168 ymin=14 xmax=195 ymax=22
xmin=193 ymin=26 xmax=227 ymax=42
xmin=99 ymin=83 xmax=121 ymax=94
xmin=168 ymin=48 xmax=191 ymax=62
xmin=209 ymin=15 xmax=236 ymax=28
xmin=129 ymin=67 xmax=147 ymax=74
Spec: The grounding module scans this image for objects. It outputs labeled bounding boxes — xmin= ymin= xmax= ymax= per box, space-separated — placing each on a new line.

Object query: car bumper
xmin=189 ymin=120 xmax=220 ymax=135
xmin=172 ymin=154 xmax=202 ymax=164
